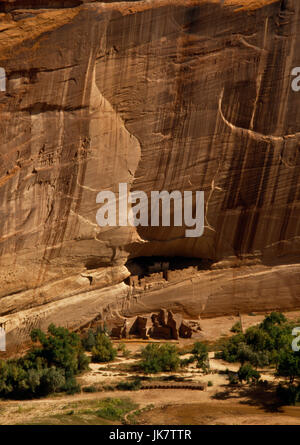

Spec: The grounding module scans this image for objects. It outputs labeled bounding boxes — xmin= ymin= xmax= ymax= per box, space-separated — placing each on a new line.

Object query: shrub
xmin=192 ymin=341 xmax=208 ymax=358
xmin=26 ymin=369 xmax=43 ymax=395
xmin=91 ymin=333 xmax=117 ymax=363
xmin=103 ymin=384 xmax=116 ymax=391
xmin=38 ymin=367 xmax=66 ymax=396
xmin=117 ymin=343 xmax=131 ymax=358
xmin=96 ymin=324 xmax=110 ymax=336
xmin=139 ymin=344 xmax=180 ymax=373
xmin=216 ymin=333 xmax=246 ymax=363
xmin=0 ymin=361 xmax=32 ymax=399
xmin=261 ymin=312 xmax=287 ymax=329
xmin=231 ymin=322 xmax=242 ymax=333
xmin=207 ymin=380 xmax=213 ymax=387
xmin=238 ymin=363 xmax=261 ymax=384
xmin=277 ymin=348 xmax=300 ymax=384
xmin=228 ymin=372 xmax=239 ymax=385
xmin=216 ymin=312 xmax=296 ymax=369
xmin=122 ymin=349 xmax=131 ymax=358
xmin=235 ymin=343 xmax=270 ymax=367
xmin=244 ymin=326 xmax=273 ymax=352
xmin=180 ymin=356 xmax=195 ymax=367
xmin=192 ymin=342 xmax=209 ymax=372
xmin=82 ymin=330 xmax=96 ymax=352
xmin=78 ymin=350 xmax=90 ymax=371
xmin=62 ymin=376 xmax=81 ymax=395
xmin=29 ymin=324 xmax=89 ymax=376
xmin=96 ymin=398 xmax=136 ymax=422
xmin=116 ymin=379 xmax=141 ymax=391
xmin=82 ymin=385 xmax=98 ymax=393
xmin=276 ymin=384 xmax=300 ymax=406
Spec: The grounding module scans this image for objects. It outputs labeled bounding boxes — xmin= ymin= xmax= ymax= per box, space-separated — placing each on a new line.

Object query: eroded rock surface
xmin=0 ymin=0 xmax=299 ymax=351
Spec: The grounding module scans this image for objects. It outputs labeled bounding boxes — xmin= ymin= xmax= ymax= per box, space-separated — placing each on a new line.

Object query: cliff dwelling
xmin=125 ymin=256 xmax=212 ymax=291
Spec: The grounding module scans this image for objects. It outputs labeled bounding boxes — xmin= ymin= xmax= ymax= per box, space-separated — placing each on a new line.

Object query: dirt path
xmin=2 ymin=384 xmax=300 ymax=425
xmin=2 ymin=310 xmax=300 ymax=425
xmin=0 ymin=346 xmax=283 ymax=425
xmin=139 ymin=401 xmax=300 ymax=425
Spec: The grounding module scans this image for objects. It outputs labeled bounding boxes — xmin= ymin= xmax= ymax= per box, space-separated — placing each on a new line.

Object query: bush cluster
xmin=216 ymin=312 xmax=296 ymax=369
xmin=191 ymin=342 xmax=210 ymax=372
xmin=116 ymin=378 xmax=141 ymax=391
xmin=215 ymin=312 xmax=300 ymax=398
xmin=0 ymin=324 xmax=89 ymax=399
xmin=139 ymin=344 xmax=180 ymax=373
xmin=276 ymin=383 xmax=300 ymax=406
xmin=237 ymin=363 xmax=261 ymax=383
xmin=179 ymin=341 xmax=210 ymax=373
xmin=81 ymin=326 xmax=117 ymax=363
xmin=91 ymin=333 xmax=117 ymax=363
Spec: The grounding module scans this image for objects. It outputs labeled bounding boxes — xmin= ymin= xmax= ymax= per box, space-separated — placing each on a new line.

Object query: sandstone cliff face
xmin=0 ymin=0 xmax=299 ymax=351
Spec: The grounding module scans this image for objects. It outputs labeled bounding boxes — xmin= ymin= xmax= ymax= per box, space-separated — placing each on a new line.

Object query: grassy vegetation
xmin=14 ymin=397 xmax=138 ymax=425
xmin=96 ymin=397 xmax=137 ymax=421
xmin=126 ymin=404 xmax=155 ymax=425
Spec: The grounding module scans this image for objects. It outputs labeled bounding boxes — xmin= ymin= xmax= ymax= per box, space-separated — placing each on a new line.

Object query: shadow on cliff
xmin=0 ymin=0 xmax=82 ymax=12
xmin=0 ymin=0 xmax=143 ymax=11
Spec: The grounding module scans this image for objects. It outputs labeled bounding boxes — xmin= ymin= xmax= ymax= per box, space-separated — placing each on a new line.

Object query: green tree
xmin=139 ymin=343 xmax=180 ymax=373
xmin=238 ymin=363 xmax=261 ymax=384
xmin=82 ymin=329 xmax=96 ymax=352
xmin=276 ymin=383 xmax=300 ymax=406
xmin=192 ymin=342 xmax=209 ymax=372
xmin=0 ymin=324 xmax=90 ymax=399
xmin=91 ymin=333 xmax=117 ymax=363
xmin=38 ymin=367 xmax=66 ymax=396
xmin=216 ymin=312 xmax=295 ymax=369
xmin=30 ymin=324 xmax=89 ymax=377
xmin=245 ymin=326 xmax=273 ymax=352
xmin=215 ymin=333 xmax=246 ymax=363
xmin=260 ymin=312 xmax=287 ymax=330
xmin=277 ymin=349 xmax=300 ymax=384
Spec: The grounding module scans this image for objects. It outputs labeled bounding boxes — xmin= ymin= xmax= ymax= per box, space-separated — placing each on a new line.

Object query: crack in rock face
xmin=0 ymin=0 xmax=299 ymax=351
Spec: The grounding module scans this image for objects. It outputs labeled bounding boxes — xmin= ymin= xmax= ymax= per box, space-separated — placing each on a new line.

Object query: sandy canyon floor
xmin=2 ymin=311 xmax=300 ymax=425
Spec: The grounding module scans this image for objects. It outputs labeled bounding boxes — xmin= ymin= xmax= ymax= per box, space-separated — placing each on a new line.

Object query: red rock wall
xmin=0 ymin=0 xmax=299 ymax=350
